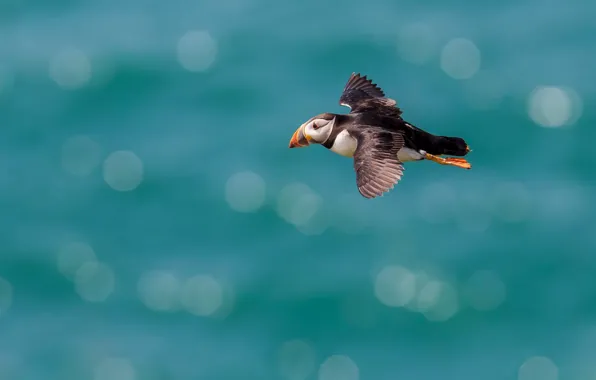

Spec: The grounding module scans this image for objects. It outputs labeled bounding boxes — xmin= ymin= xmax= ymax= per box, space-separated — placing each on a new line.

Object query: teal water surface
xmin=1 ymin=0 xmax=596 ymax=379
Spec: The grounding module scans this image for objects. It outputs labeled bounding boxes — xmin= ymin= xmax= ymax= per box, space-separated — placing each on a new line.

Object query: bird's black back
xmin=343 ymin=108 xmax=453 ymax=156
xmin=335 ymin=73 xmax=469 ymax=157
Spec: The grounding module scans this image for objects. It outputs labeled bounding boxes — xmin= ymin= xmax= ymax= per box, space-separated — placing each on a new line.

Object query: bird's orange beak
xmin=288 ymin=126 xmax=310 ymax=148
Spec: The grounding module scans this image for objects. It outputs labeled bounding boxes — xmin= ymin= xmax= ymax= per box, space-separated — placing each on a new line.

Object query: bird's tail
xmin=434 ymin=136 xmax=470 ymax=157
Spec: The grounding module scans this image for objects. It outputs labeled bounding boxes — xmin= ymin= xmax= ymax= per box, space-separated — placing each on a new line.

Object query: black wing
xmin=352 ymin=127 xmax=405 ymax=199
xmin=339 ymin=73 xmax=397 ymax=113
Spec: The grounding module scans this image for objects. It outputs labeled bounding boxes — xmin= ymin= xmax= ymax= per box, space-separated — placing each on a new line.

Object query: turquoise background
xmin=1 ymin=0 xmax=595 ymax=379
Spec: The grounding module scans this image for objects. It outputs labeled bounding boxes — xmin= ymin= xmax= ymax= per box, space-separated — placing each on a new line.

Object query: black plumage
xmin=338 ymin=73 xmax=468 ymax=158
xmin=290 ymin=72 xmax=471 ymax=199
xmin=352 ymin=128 xmax=405 ymax=199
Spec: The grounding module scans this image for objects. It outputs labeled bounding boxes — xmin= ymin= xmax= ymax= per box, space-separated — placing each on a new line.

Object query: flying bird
xmin=288 ymin=72 xmax=472 ymax=199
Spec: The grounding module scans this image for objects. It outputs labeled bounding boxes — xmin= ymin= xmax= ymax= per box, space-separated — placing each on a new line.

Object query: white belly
xmin=329 ymin=131 xmax=425 ymax=162
xmin=397 ymin=147 xmax=425 ymax=162
xmin=330 ymin=129 xmax=358 ymax=157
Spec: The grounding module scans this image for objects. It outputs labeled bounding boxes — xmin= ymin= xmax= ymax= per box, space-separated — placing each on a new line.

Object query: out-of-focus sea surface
xmin=1 ymin=0 xmax=595 ymax=379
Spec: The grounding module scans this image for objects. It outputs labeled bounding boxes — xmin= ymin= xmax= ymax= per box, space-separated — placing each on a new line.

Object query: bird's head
xmin=288 ymin=113 xmax=336 ymax=148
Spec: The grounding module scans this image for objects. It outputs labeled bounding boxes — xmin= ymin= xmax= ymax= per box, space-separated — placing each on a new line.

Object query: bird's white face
xmin=288 ymin=114 xmax=335 ymax=148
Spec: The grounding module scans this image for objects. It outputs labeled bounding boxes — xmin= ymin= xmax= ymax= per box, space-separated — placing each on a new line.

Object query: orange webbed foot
xmin=424 ymin=153 xmax=472 ymax=170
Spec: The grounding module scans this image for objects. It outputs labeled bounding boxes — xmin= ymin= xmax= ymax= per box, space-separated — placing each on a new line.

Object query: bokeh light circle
xmin=440 ymin=38 xmax=481 ymax=80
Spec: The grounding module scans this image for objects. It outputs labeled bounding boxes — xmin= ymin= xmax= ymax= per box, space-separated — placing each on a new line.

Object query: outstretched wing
xmin=352 ymin=127 xmax=405 ymax=199
xmin=339 ymin=73 xmax=397 ymax=113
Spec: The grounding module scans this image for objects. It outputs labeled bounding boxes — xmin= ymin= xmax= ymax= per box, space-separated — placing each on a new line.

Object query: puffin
xmin=288 ymin=72 xmax=472 ymax=199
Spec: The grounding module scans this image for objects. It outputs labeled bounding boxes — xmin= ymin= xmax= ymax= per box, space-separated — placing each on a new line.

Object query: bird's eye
xmin=312 ymin=119 xmax=327 ymax=130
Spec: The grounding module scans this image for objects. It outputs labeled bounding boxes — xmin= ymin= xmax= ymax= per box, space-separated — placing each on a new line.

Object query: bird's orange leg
xmin=424 ymin=153 xmax=471 ymax=170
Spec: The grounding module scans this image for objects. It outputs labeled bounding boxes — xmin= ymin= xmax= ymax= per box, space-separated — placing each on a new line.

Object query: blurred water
xmin=1 ymin=0 xmax=596 ymax=379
